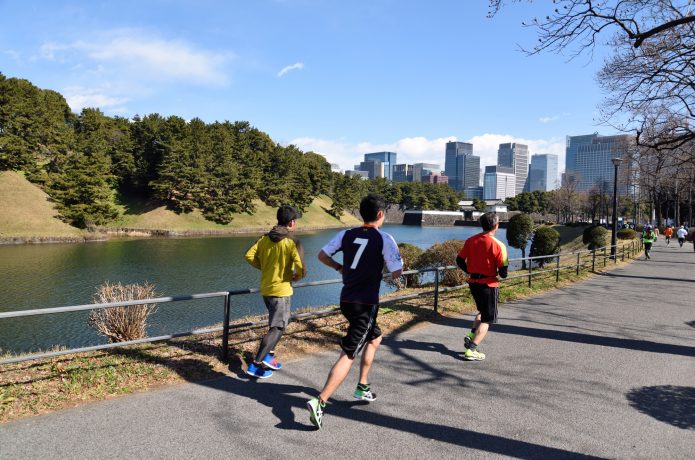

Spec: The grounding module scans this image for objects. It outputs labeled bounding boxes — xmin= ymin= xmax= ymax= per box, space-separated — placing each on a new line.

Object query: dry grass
xmin=0 ymin=171 xmax=84 ymax=238
xmin=89 ymin=282 xmax=158 ymax=342
xmin=108 ymin=195 xmax=360 ymax=232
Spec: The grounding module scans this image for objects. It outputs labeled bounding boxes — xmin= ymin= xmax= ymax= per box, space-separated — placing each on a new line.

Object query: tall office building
xmin=564 ymin=134 xmax=596 ymax=183
xmin=497 ymin=142 xmax=529 ymax=195
xmin=529 ymin=154 xmax=559 ymax=192
xmin=565 ymin=134 xmax=632 ymax=192
xmin=393 ymin=164 xmax=413 ymax=182
xmin=358 ymin=160 xmax=384 ymax=179
xmin=483 ymin=166 xmax=516 ymax=200
xmin=444 ymin=141 xmax=479 ymax=190
xmin=364 ymin=152 xmax=397 ymax=180
xmin=464 ymin=186 xmax=483 ymax=199
xmin=412 ymin=163 xmax=441 ymax=183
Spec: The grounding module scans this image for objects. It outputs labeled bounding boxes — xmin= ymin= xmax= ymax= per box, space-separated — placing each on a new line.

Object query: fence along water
xmin=0 ymin=241 xmax=641 ymax=365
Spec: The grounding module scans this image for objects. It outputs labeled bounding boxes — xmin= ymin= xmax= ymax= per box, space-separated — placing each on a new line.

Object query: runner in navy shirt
xmin=307 ymin=194 xmax=403 ymax=430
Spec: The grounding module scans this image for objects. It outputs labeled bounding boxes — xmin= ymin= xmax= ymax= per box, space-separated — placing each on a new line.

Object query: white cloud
xmin=539 ymin=112 xmax=571 ymax=124
xmin=277 ymin=62 xmax=304 ymax=77
xmin=38 ymin=30 xmax=232 ymax=85
xmin=539 ymin=115 xmax=559 ymax=123
xmin=63 ymin=86 xmax=129 ymax=112
xmin=290 ymin=134 xmax=566 ymax=177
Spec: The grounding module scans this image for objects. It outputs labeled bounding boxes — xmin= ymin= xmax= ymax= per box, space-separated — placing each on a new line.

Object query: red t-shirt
xmin=458 ymin=232 xmax=509 ymax=287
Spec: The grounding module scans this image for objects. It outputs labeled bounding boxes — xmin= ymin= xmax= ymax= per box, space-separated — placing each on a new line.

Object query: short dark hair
xmin=480 ymin=212 xmax=499 ymax=231
xmin=359 ymin=194 xmax=386 ymax=223
xmin=277 ymin=205 xmax=302 ymax=226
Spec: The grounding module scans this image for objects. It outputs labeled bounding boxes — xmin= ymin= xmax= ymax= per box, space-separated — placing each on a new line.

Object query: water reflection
xmin=0 ymin=225 xmax=522 ymax=353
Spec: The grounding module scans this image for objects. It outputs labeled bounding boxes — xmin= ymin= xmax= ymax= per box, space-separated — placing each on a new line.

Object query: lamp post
xmin=611 ymin=157 xmax=622 ymax=259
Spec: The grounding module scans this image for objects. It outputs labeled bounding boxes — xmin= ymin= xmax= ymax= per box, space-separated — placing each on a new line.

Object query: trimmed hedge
xmin=617 ymin=228 xmax=637 ymax=240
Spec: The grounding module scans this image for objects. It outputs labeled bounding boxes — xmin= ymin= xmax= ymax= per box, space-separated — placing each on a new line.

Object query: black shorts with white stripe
xmin=339 ymin=301 xmax=382 ymax=359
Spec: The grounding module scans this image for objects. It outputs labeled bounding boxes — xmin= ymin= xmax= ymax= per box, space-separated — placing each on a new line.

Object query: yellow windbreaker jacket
xmin=244 ymin=229 xmax=305 ymax=297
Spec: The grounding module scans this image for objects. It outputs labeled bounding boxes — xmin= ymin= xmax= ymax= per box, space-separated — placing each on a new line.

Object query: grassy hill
xmin=107 ymin=194 xmax=360 ymax=232
xmin=0 ymin=172 xmax=360 ymax=240
xmin=0 ymin=171 xmax=84 ymax=239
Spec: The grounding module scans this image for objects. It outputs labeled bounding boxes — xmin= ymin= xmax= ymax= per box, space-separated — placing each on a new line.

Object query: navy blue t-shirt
xmin=321 ymin=226 xmax=403 ymax=304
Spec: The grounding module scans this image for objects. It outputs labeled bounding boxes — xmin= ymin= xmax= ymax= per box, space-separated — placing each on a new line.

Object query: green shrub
xmin=583 ymin=225 xmax=608 ymax=249
xmin=530 ymin=226 xmax=560 ymax=267
xmin=414 ymin=239 xmax=467 ymax=286
xmin=386 ymin=243 xmax=424 ymax=288
xmin=617 ymin=228 xmax=637 ymax=240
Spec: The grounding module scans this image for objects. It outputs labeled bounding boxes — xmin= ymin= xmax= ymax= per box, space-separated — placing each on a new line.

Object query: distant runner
xmin=642 ymin=225 xmax=656 ymax=259
xmin=676 ymin=225 xmax=688 ymax=247
xmin=663 ymin=226 xmax=673 ymax=245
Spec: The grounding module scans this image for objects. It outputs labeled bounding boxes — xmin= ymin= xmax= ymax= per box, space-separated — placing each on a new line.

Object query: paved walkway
xmin=2 ymin=240 xmax=694 ymax=459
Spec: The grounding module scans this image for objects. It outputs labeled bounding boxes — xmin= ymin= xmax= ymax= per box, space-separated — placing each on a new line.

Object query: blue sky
xmin=0 ymin=0 xmax=615 ymax=175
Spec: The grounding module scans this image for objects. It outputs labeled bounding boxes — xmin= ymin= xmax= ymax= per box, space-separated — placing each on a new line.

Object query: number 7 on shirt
xmin=350 ymin=238 xmax=369 ymax=269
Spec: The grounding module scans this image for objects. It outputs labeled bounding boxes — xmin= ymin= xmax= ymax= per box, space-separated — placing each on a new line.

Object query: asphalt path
xmin=2 ymin=239 xmax=694 ymax=459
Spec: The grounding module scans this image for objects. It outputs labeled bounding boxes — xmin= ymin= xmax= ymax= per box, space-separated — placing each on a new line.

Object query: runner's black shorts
xmin=468 ymin=282 xmax=499 ymax=324
xmin=339 ymin=301 xmax=382 ymax=359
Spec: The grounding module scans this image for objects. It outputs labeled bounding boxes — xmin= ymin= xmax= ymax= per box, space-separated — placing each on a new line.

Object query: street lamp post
xmin=611 ymin=158 xmax=623 ymax=259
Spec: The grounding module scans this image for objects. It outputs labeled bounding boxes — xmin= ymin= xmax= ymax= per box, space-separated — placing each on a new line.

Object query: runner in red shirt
xmin=456 ymin=212 xmax=508 ymax=361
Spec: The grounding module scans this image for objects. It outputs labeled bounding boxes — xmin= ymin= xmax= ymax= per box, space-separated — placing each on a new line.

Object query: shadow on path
xmin=204 ymin=377 xmax=316 ymax=431
xmin=626 ymin=385 xmax=695 ymax=430
xmin=439 ymin=317 xmax=695 ymax=358
xmin=202 ymin=375 xmax=604 ymax=459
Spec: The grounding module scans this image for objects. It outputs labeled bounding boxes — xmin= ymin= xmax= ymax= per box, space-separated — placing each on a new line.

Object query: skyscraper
xmin=393 ymin=164 xmax=412 ymax=182
xmin=412 ymin=163 xmax=441 ymax=183
xmin=483 ymin=165 xmax=515 ymax=200
xmin=445 ymin=141 xmax=479 ymax=190
xmin=529 ymin=154 xmax=559 ymax=192
xmin=358 ymin=160 xmax=384 ymax=179
xmin=497 ymin=142 xmax=529 ymax=195
xmin=565 ymin=134 xmax=632 ymax=192
xmin=364 ymin=152 xmax=397 ymax=180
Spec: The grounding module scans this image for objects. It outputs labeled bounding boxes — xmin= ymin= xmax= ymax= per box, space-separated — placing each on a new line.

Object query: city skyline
xmin=1 ymin=2 xmax=613 ymax=179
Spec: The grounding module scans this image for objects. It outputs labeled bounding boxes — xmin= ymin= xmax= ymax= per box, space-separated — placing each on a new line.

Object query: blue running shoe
xmin=246 ymin=363 xmax=273 ymax=379
xmin=262 ymin=354 xmax=282 ymax=370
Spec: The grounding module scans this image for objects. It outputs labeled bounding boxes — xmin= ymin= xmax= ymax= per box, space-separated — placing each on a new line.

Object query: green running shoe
xmin=464 ymin=332 xmax=475 ymax=349
xmin=307 ymin=397 xmax=325 ymax=429
xmin=463 ymin=348 xmax=486 ymax=361
xmin=353 ymin=384 xmax=377 ymax=402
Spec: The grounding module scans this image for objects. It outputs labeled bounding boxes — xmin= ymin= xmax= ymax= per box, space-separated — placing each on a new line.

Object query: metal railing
xmin=0 ymin=239 xmax=642 ymax=366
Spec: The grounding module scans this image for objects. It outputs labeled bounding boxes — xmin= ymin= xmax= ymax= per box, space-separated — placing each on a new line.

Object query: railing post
xmin=576 ymin=252 xmax=580 ymax=276
xmin=556 ymin=255 xmax=560 ymax=282
xmin=603 ymin=247 xmax=607 ymax=267
xmin=622 ymin=244 xmax=625 ymax=261
xmin=222 ymin=293 xmax=231 ymax=362
xmin=433 ymin=268 xmax=440 ymax=314
xmin=592 ymin=249 xmax=596 ymax=272
xmin=528 ymin=260 xmax=532 ymax=288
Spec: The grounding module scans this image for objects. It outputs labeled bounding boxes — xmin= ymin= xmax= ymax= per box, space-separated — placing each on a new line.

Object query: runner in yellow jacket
xmin=243 ymin=205 xmax=306 ymax=378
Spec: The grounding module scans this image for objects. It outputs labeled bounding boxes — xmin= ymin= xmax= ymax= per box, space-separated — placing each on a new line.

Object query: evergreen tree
xmin=507 ymin=213 xmax=534 ymax=269
xmin=46 ymin=151 xmax=118 ymax=227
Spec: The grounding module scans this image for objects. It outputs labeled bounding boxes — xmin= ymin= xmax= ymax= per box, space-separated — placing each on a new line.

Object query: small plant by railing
xmin=0 ymin=240 xmax=642 ymax=366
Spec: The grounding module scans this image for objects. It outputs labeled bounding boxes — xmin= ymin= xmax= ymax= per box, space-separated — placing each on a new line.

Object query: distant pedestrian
xmin=306 ymin=194 xmax=403 ymax=430
xmin=642 ymin=225 xmax=656 ymax=259
xmin=663 ymin=226 xmax=673 ymax=245
xmin=676 ymin=225 xmax=688 ymax=247
xmin=243 ymin=205 xmax=306 ymax=379
xmin=456 ymin=212 xmax=509 ymax=361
